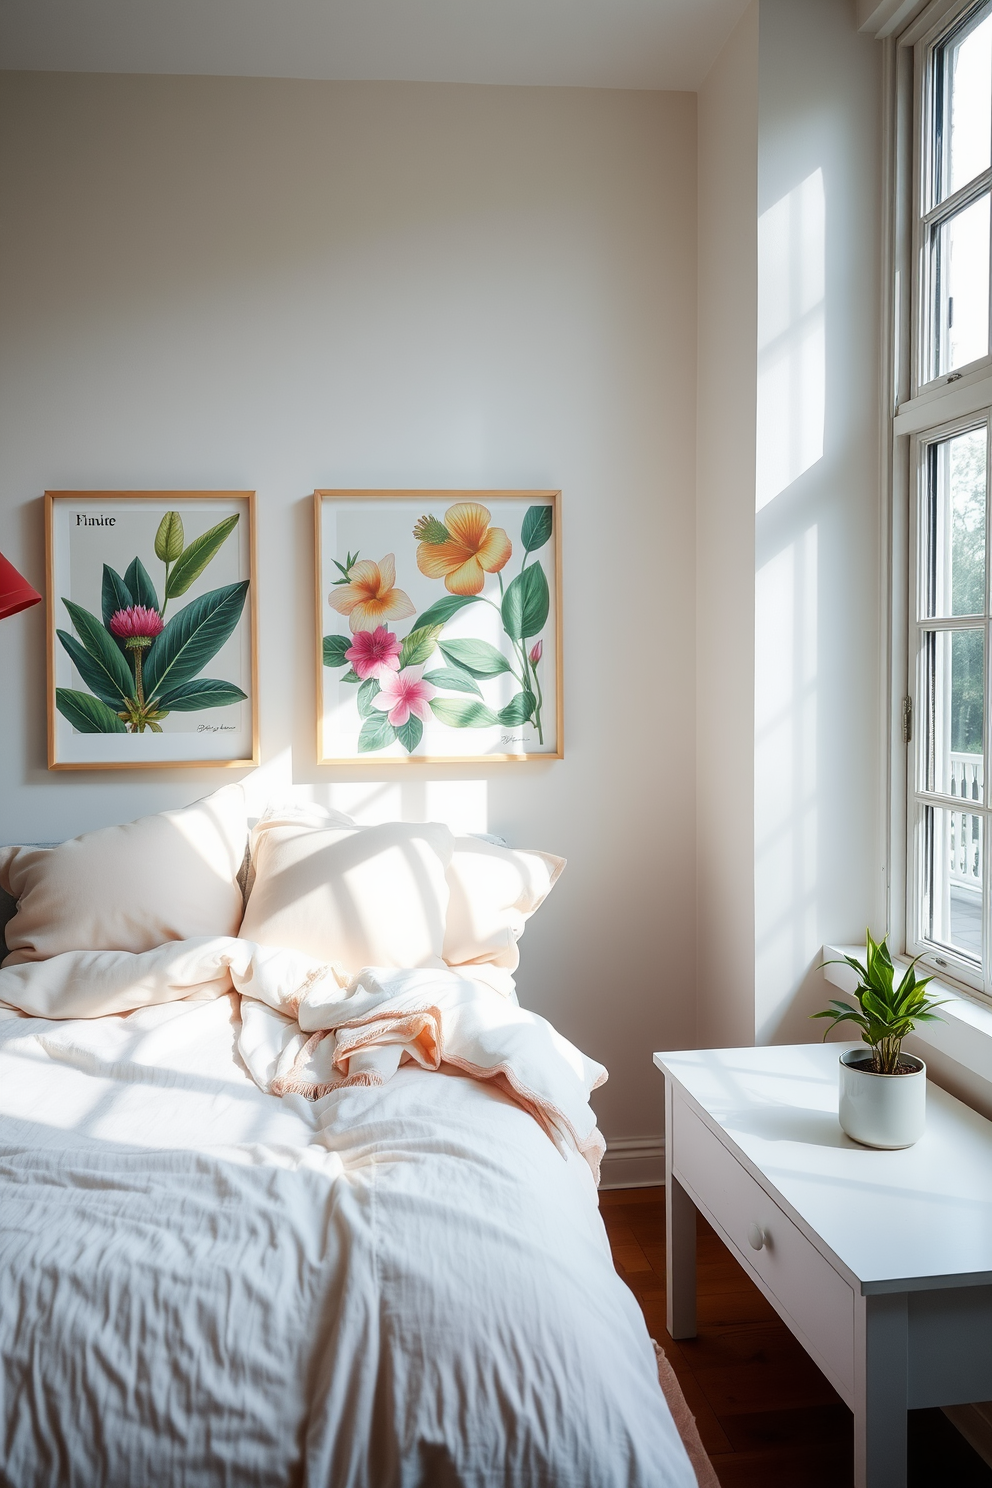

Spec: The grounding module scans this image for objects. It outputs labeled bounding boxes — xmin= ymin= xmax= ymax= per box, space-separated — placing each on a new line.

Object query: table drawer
xmin=672 ymin=1093 xmax=855 ymax=1397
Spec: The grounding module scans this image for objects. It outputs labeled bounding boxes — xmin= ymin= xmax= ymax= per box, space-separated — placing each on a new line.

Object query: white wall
xmin=696 ymin=1 xmax=758 ymax=1050
xmin=695 ymin=0 xmax=883 ymax=1049
xmin=0 ymin=72 xmax=698 ymax=1147
xmin=754 ymin=0 xmax=883 ymax=1043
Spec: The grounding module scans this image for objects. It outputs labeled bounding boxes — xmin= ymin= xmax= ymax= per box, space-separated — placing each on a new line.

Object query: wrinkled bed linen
xmin=0 ymin=992 xmax=695 ymax=1487
xmin=0 ymin=941 xmax=607 ymax=1180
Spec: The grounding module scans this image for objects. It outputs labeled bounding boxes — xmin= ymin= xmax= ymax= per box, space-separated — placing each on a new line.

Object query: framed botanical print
xmin=315 ymin=489 xmax=562 ymax=764
xmin=46 ymin=491 xmax=258 ymax=769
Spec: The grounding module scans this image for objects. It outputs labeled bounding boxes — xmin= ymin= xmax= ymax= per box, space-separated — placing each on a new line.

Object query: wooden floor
xmin=601 ymin=1185 xmax=992 ymax=1488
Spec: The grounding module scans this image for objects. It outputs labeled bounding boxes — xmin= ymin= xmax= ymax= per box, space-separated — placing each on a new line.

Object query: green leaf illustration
xmin=341 ymin=667 xmax=361 ymax=684
xmin=55 ymin=688 xmax=127 ymax=733
xmin=154 ymin=678 xmax=247 ymax=710
xmin=429 ymin=697 xmax=498 ymax=728
xmin=323 ymin=634 xmax=351 ymax=668
xmin=143 ymin=580 xmax=249 ymax=700
xmin=101 ymin=565 xmax=133 ymax=631
xmin=411 ymin=593 xmax=481 ymax=631
xmin=61 ymin=600 xmax=135 ymax=703
xmin=502 ymin=563 xmax=549 ymax=640
xmin=358 ymin=714 xmax=395 ymax=753
xmin=439 ymin=638 xmax=512 ymax=678
xmin=165 ymin=514 xmax=239 ymax=599
xmin=357 ymin=677 xmax=381 ymax=718
xmin=57 ymin=630 xmax=130 ymax=708
xmin=498 ymin=690 xmax=537 ymax=726
xmin=394 ymin=715 xmax=424 ymax=753
xmin=399 ymin=624 xmax=442 ymax=668
xmin=123 ymin=557 xmax=160 ymax=613
xmin=422 ymin=665 xmax=482 ymax=697
xmin=521 ymin=505 xmax=553 ymax=553
xmin=155 ymin=511 xmax=185 ymax=564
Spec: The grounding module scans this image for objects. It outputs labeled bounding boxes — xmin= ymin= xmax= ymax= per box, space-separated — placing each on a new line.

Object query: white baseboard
xmin=599 ymin=1135 xmax=665 ymax=1190
xmin=943 ymin=1403 xmax=992 ymax=1468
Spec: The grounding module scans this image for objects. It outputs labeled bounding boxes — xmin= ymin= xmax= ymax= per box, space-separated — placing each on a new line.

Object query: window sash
xmin=913 ymin=0 xmax=992 ymax=393
xmin=907 ymin=409 xmax=992 ymax=993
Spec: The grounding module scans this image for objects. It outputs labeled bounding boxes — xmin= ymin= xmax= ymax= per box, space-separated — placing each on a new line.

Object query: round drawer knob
xmin=747 ymin=1222 xmax=766 ymax=1252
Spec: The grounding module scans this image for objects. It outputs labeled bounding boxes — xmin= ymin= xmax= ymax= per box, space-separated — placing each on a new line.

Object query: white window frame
xmin=890 ymin=0 xmax=992 ymax=1003
xmin=912 ymin=3 xmax=992 ymax=394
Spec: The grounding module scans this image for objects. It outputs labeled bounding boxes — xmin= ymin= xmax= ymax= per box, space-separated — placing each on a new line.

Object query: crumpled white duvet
xmin=0 ymin=939 xmax=609 ymax=1181
xmin=0 ymin=950 xmax=697 ymax=1488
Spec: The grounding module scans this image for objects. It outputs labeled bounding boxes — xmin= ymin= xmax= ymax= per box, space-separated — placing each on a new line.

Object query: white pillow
xmin=239 ymin=810 xmax=453 ymax=973
xmin=443 ymin=836 xmax=565 ymax=971
xmin=0 ymin=784 xmax=248 ymax=965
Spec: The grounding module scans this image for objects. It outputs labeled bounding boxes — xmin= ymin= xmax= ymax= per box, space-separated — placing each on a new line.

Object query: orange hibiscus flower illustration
xmin=414 ymin=503 xmax=512 ymax=596
xmin=328 ymin=554 xmax=415 ymax=634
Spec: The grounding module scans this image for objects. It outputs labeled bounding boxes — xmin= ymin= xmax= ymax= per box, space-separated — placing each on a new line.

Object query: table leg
xmin=854 ymin=1292 xmax=908 ymax=1488
xmin=665 ymin=1076 xmax=696 ymax=1339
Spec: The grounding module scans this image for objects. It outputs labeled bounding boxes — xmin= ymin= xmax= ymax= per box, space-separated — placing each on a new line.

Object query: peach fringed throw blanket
xmin=653 ymin=1342 xmax=722 ymax=1488
xmin=0 ymin=939 xmax=608 ymax=1180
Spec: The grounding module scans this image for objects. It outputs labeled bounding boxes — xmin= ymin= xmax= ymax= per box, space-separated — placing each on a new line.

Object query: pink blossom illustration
xmin=345 ymin=626 xmax=402 ymax=681
xmin=370 ymin=666 xmax=437 ymax=727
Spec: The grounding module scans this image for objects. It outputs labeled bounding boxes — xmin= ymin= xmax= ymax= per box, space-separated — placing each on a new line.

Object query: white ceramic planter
xmin=837 ymin=1048 xmax=926 ymax=1149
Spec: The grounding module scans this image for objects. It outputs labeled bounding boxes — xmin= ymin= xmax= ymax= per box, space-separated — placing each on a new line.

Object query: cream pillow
xmin=0 ymin=784 xmax=248 ymax=966
xmin=239 ymin=813 xmax=453 ymax=972
xmin=443 ymin=837 xmax=565 ymax=971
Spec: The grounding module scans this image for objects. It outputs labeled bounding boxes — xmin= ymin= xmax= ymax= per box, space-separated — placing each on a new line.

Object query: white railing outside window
xmin=950 ymin=750 xmax=983 ymax=888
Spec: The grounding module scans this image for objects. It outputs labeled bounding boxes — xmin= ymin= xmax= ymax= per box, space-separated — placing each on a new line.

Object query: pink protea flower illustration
xmin=345 ymin=626 xmax=402 ymax=681
xmin=529 ymin=639 xmax=543 ymax=666
xmin=371 ymin=666 xmax=437 ymax=728
xmin=109 ymin=605 xmax=164 ymax=644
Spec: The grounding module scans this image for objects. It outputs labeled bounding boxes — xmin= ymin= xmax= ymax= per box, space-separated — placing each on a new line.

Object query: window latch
xmin=902 ymin=696 xmax=913 ymax=744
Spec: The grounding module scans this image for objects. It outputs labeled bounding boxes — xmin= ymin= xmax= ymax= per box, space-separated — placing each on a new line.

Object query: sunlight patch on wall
xmin=424 ymin=779 xmax=488 ymax=834
xmin=324 ymin=782 xmax=403 ymax=823
xmin=756 ymin=169 xmax=825 ymax=513
xmin=755 ymin=523 xmax=818 ymax=1043
xmin=320 ymin=779 xmax=488 ymax=831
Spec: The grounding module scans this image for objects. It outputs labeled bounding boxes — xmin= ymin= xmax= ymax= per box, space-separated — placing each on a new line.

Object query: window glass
xmin=913 ymin=422 xmax=988 ymax=985
xmin=936 ymin=10 xmax=992 ymax=202
xmin=922 ymin=804 xmax=983 ymax=961
xmin=922 ymin=628 xmax=984 ymax=795
xmin=931 ymin=191 xmax=990 ymax=375
xmin=924 ymin=424 xmax=987 ymax=616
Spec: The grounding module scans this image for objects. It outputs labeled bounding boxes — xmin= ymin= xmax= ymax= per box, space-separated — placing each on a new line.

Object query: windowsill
xmin=823 ymin=944 xmax=992 ymax=1087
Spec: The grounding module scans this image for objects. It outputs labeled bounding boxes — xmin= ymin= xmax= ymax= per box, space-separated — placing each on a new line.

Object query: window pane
xmin=923 ymin=627 xmax=985 ymax=793
xmin=924 ymin=424 xmax=987 ymax=616
xmin=931 ymin=192 xmax=991 ymax=375
xmin=922 ymin=804 xmax=983 ymax=961
xmin=936 ymin=9 xmax=992 ymax=203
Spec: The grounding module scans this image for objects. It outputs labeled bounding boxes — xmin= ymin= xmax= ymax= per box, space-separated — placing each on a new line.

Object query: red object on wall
xmin=0 ymin=550 xmax=42 ymax=619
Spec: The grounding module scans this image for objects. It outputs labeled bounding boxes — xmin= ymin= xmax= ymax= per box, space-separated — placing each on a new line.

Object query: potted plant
xmin=813 ymin=931 xmax=946 ymax=1149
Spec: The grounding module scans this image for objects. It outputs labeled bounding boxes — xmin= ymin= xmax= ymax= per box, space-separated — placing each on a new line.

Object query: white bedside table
xmin=654 ymin=1042 xmax=992 ymax=1488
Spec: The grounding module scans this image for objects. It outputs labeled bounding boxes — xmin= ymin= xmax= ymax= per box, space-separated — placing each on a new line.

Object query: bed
xmin=0 ymin=790 xmax=698 ymax=1488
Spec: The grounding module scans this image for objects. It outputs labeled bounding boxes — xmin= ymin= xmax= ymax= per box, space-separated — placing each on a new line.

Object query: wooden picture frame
xmin=315 ymin=489 xmax=563 ymax=764
xmin=46 ymin=490 xmax=258 ymax=770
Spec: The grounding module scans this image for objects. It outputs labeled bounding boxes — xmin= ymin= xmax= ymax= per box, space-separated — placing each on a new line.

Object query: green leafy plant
xmin=812 ymin=930 xmax=946 ymax=1074
xmin=56 ymin=511 xmax=248 ymax=734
